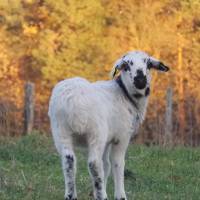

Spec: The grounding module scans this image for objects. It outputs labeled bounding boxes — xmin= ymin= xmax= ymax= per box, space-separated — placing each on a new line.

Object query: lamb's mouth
xmin=133 ymin=87 xmax=150 ymax=99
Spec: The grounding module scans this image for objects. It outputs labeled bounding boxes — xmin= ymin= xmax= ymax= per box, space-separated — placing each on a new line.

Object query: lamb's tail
xmin=49 ymin=114 xmax=62 ymax=154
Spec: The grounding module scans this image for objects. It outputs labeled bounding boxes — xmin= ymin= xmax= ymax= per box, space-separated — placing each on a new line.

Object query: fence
xmin=0 ymin=82 xmax=49 ymax=136
xmin=0 ymin=82 xmax=199 ymax=146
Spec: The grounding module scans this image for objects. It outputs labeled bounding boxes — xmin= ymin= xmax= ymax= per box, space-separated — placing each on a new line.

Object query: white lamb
xmin=48 ymin=51 xmax=169 ymax=200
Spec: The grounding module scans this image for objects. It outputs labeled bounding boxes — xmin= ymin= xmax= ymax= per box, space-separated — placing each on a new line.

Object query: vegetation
xmin=1 ymin=133 xmax=200 ymax=200
xmin=0 ymin=0 xmax=200 ymax=144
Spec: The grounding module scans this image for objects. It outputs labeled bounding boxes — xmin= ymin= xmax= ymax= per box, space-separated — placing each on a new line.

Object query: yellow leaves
xmin=0 ymin=0 xmax=200 ymax=109
xmin=37 ymin=6 xmax=49 ymax=21
xmin=23 ymin=23 xmax=38 ymax=36
xmin=23 ymin=0 xmax=34 ymax=4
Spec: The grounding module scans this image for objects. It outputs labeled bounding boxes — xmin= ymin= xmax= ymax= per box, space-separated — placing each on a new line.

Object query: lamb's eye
xmin=122 ymin=63 xmax=130 ymax=71
xmin=147 ymin=59 xmax=152 ymax=70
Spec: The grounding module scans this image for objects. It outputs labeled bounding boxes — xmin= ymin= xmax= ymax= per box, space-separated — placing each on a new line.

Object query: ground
xmin=0 ymin=133 xmax=200 ymax=200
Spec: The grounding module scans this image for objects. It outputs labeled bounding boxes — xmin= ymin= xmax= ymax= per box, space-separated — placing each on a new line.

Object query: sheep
xmin=48 ymin=51 xmax=169 ymax=200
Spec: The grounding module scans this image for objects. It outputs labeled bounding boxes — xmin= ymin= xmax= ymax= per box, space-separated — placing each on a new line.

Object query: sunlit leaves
xmin=0 ymin=0 xmax=200 ymax=107
xmin=23 ymin=23 xmax=38 ymax=35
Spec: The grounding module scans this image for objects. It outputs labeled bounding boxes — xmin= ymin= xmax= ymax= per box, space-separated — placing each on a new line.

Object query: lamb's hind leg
xmin=88 ymin=139 xmax=108 ymax=200
xmin=61 ymin=140 xmax=77 ymax=200
xmin=103 ymin=144 xmax=111 ymax=189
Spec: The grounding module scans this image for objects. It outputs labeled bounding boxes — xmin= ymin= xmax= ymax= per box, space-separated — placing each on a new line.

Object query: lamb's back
xmin=48 ymin=77 xmax=113 ymax=134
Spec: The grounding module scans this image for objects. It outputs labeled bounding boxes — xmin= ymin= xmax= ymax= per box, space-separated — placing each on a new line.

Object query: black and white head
xmin=111 ymin=51 xmax=169 ymax=98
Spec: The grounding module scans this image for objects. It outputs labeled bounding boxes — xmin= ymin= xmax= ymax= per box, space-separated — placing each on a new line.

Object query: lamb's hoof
xmin=95 ymin=199 xmax=107 ymax=200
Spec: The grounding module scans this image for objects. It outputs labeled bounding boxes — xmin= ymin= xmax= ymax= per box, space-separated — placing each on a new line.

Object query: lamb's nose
xmin=136 ymin=69 xmax=144 ymax=76
xmin=134 ymin=70 xmax=147 ymax=90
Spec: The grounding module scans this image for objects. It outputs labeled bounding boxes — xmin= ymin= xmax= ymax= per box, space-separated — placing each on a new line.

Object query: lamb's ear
xmin=110 ymin=59 xmax=129 ymax=78
xmin=147 ymin=57 xmax=169 ymax=72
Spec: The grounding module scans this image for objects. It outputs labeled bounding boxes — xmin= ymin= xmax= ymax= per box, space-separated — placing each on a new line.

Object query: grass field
xmin=0 ymin=133 xmax=200 ymax=200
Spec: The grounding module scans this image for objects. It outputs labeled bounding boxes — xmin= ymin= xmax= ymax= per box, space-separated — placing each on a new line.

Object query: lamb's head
xmin=112 ymin=51 xmax=169 ymax=96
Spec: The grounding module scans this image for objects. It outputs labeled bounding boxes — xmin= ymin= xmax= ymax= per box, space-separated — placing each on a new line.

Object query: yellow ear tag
xmin=110 ymin=67 xmax=120 ymax=79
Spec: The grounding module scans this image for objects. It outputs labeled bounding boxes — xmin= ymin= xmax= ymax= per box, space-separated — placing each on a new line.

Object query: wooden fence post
xmin=164 ymin=87 xmax=173 ymax=147
xmin=24 ymin=82 xmax=35 ymax=135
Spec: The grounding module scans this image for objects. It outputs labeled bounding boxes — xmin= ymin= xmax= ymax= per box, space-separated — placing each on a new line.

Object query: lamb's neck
xmin=129 ymin=87 xmax=149 ymax=123
xmin=135 ymin=96 xmax=148 ymax=123
xmin=115 ymin=76 xmax=138 ymax=109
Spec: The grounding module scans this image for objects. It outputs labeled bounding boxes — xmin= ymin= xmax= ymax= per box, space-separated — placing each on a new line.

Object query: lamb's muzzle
xmin=48 ymin=50 xmax=169 ymax=200
xmin=134 ymin=69 xmax=147 ymax=89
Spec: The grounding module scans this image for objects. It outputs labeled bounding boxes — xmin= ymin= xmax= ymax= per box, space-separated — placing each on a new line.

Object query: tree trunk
xmin=177 ymin=32 xmax=186 ymax=145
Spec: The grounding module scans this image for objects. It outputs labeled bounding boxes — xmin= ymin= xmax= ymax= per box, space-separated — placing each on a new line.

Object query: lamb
xmin=48 ymin=51 xmax=169 ymax=200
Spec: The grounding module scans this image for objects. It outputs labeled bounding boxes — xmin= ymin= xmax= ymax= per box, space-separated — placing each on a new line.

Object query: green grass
xmin=1 ymin=134 xmax=200 ymax=200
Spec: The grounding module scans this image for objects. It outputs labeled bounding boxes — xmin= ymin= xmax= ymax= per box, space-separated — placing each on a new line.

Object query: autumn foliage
xmin=0 ymin=0 xmax=200 ymax=145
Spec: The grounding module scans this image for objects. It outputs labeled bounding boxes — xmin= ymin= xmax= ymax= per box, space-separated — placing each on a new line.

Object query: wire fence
xmin=0 ymin=83 xmax=200 ymax=146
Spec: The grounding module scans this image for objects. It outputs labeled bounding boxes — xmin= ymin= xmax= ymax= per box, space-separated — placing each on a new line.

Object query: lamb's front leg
xmin=111 ymin=142 xmax=128 ymax=200
xmin=88 ymin=143 xmax=108 ymax=200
